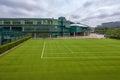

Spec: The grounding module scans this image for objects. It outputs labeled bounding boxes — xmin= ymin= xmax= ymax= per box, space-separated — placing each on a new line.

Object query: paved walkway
xmin=57 ymin=33 xmax=105 ymax=39
xmin=83 ymin=33 xmax=105 ymax=38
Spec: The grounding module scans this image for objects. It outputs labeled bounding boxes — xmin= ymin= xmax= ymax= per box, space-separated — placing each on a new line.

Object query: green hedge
xmin=0 ymin=36 xmax=31 ymax=54
xmin=106 ymin=28 xmax=120 ymax=39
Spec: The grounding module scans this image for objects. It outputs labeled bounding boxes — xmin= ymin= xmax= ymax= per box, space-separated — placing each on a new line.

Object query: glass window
xmin=25 ymin=20 xmax=33 ymax=25
xmin=12 ymin=21 xmax=21 ymax=25
xmin=21 ymin=20 xmax=25 ymax=24
xmin=4 ymin=21 xmax=10 ymax=25
xmin=0 ymin=21 xmax=3 ymax=24
xmin=37 ymin=21 xmax=42 ymax=24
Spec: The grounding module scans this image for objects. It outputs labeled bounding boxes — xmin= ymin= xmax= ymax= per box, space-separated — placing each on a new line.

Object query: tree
xmin=106 ymin=28 xmax=120 ymax=39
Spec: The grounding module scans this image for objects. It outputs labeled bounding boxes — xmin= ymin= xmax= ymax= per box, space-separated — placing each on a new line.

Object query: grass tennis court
xmin=0 ymin=39 xmax=120 ymax=80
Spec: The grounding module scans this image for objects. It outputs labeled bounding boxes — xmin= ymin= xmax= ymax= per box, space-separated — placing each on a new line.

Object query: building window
xmin=48 ymin=20 xmax=53 ymax=25
xmin=4 ymin=21 xmax=10 ymax=25
xmin=41 ymin=20 xmax=44 ymax=24
xmin=12 ymin=21 xmax=21 ymax=25
xmin=0 ymin=21 xmax=3 ymax=24
xmin=21 ymin=20 xmax=25 ymax=24
xmin=37 ymin=21 xmax=42 ymax=24
xmin=25 ymin=20 xmax=33 ymax=25
xmin=53 ymin=20 xmax=58 ymax=25
xmin=44 ymin=20 xmax=48 ymax=24
xmin=33 ymin=21 xmax=37 ymax=25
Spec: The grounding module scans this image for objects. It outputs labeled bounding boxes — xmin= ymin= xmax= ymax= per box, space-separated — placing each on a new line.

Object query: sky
xmin=0 ymin=0 xmax=120 ymax=27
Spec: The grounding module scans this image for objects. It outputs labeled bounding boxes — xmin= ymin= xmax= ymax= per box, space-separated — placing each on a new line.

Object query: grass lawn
xmin=0 ymin=39 xmax=120 ymax=80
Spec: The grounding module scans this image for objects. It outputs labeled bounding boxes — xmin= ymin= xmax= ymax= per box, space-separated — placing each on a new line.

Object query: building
xmin=0 ymin=17 xmax=91 ymax=44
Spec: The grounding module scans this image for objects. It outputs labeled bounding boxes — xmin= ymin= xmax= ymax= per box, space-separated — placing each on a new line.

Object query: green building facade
xmin=0 ymin=17 xmax=91 ymax=44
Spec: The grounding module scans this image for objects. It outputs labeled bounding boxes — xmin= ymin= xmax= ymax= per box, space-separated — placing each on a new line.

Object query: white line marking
xmin=63 ymin=45 xmax=73 ymax=53
xmin=66 ymin=47 xmax=73 ymax=53
xmin=44 ymin=56 xmax=120 ymax=59
xmin=41 ymin=41 xmax=46 ymax=59
xmin=72 ymin=52 xmax=105 ymax=53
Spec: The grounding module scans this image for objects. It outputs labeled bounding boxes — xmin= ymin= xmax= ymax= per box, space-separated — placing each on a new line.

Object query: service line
xmin=41 ymin=41 xmax=46 ymax=59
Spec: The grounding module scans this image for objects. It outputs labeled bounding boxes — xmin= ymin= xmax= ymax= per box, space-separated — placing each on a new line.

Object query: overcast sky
xmin=0 ymin=0 xmax=120 ymax=27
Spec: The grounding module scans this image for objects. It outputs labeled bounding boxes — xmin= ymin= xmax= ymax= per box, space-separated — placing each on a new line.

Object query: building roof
xmin=0 ymin=18 xmax=57 ymax=20
xmin=70 ymin=24 xmax=89 ymax=27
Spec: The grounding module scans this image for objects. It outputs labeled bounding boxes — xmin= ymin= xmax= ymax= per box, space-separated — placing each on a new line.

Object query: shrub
xmin=0 ymin=36 xmax=31 ymax=54
xmin=106 ymin=28 xmax=120 ymax=39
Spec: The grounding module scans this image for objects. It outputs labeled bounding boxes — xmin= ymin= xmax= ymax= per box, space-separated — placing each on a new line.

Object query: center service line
xmin=41 ymin=41 xmax=46 ymax=59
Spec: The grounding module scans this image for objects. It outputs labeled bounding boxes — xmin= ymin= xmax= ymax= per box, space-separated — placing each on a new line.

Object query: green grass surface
xmin=0 ymin=39 xmax=120 ymax=80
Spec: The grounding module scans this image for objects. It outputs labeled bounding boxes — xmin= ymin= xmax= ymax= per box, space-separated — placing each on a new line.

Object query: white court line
xmin=41 ymin=41 xmax=46 ymax=59
xmin=63 ymin=45 xmax=73 ymax=53
xmin=72 ymin=52 xmax=105 ymax=53
xmin=65 ymin=46 xmax=73 ymax=53
xmin=47 ymin=49 xmax=58 ymax=50
xmin=72 ymin=52 xmax=120 ymax=53
xmin=44 ymin=56 xmax=120 ymax=59
xmin=44 ymin=57 xmax=79 ymax=59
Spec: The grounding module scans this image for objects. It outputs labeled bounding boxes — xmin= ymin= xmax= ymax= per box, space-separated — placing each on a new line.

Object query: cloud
xmin=0 ymin=0 xmax=120 ymax=27
xmin=83 ymin=1 xmax=93 ymax=8
xmin=70 ymin=15 xmax=80 ymax=19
